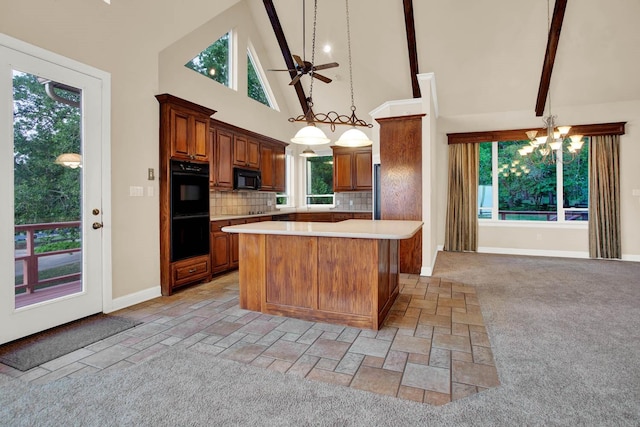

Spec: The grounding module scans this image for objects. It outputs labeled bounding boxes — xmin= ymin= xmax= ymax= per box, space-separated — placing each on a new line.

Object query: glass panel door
xmin=13 ymin=71 xmax=83 ymax=308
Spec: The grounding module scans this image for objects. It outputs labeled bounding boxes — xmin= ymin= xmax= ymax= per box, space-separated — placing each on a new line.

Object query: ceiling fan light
xmin=335 ymin=128 xmax=373 ymax=147
xmin=291 ymin=125 xmax=330 ymax=145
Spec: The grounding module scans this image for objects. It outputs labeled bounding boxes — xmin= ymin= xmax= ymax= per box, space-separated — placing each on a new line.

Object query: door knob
xmin=92 ymin=222 xmax=103 ymax=229
xmin=92 ymin=208 xmax=100 ymax=215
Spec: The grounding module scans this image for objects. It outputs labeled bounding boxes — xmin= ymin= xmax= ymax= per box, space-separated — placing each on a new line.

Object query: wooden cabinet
xmin=171 ymin=255 xmax=211 ymax=288
xmin=259 ymin=142 xmax=286 ymax=192
xmin=260 ymin=143 xmax=274 ymax=190
xmin=234 ymin=136 xmax=260 ymax=169
xmin=211 ymin=128 xmax=233 ymax=190
xmin=295 ymin=212 xmax=334 ymax=222
xmin=157 ymin=94 xmax=214 ymax=162
xmin=376 ymin=114 xmax=425 ymax=274
xmin=157 ymin=94 xmax=216 ymax=296
xmin=331 ymin=146 xmax=372 ymax=192
xmin=211 ymin=220 xmax=231 ymax=274
xmin=211 ymin=119 xmax=288 ymax=193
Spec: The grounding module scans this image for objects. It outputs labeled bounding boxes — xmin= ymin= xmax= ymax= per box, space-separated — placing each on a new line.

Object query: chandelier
xmin=289 ymin=0 xmax=373 ymax=149
xmin=519 ymin=115 xmax=585 ymax=165
xmin=518 ymin=0 xmax=584 ymax=165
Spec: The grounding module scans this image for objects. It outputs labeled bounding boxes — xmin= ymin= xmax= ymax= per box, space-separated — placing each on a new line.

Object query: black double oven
xmin=170 ymin=160 xmax=210 ymax=262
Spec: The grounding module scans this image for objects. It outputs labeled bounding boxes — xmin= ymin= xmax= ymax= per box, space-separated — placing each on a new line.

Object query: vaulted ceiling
xmin=245 ymin=0 xmax=640 ymax=122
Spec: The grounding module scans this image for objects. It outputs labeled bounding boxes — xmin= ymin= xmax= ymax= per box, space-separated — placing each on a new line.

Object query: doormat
xmin=0 ymin=314 xmax=140 ymax=371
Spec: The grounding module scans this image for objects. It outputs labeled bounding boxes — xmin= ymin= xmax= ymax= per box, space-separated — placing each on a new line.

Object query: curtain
xmin=444 ymin=143 xmax=478 ymax=252
xmin=588 ymin=135 xmax=621 ymax=259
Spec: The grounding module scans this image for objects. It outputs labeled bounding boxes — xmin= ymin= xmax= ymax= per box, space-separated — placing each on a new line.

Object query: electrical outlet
xmin=267 ymin=200 xmax=272 ymax=206
xmin=129 ymin=186 xmax=143 ymax=197
xmin=349 ymin=200 xmax=353 ymax=206
xmin=336 ymin=200 xmax=341 ymax=206
xmin=147 ymin=186 xmax=154 ymax=197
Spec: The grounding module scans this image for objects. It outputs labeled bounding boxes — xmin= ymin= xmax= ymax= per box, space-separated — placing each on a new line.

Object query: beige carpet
xmin=0 ymin=252 xmax=638 ymax=426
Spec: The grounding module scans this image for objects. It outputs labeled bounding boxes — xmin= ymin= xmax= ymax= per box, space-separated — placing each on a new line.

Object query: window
xmin=247 ymin=49 xmax=272 ymax=107
xmin=276 ymin=153 xmax=293 ymax=206
xmin=305 ymin=156 xmax=334 ymax=205
xmin=479 ymin=139 xmax=589 ymax=221
xmin=185 ymin=32 xmax=231 ymax=87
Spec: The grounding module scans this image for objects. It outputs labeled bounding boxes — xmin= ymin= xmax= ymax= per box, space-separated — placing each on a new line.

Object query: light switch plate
xmin=632 ymin=189 xmax=640 ymax=196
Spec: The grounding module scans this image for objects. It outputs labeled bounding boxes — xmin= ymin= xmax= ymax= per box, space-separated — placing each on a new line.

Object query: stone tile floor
xmin=0 ymin=272 xmax=499 ymax=405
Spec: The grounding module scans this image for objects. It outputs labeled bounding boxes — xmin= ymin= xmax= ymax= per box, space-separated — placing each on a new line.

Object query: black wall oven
xmin=170 ymin=160 xmax=210 ymax=262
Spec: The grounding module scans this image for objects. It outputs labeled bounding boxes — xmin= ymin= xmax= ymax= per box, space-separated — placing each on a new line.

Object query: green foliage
xmin=185 ymin=33 xmax=230 ymax=86
xmin=478 ymin=142 xmax=492 ymax=186
xmin=307 ymin=156 xmax=333 ymax=194
xmin=498 ymin=140 xmax=557 ymax=212
xmin=247 ymin=53 xmax=270 ymax=106
xmin=13 ymin=72 xmax=81 ymax=225
xmin=34 ymin=240 xmax=81 ymax=254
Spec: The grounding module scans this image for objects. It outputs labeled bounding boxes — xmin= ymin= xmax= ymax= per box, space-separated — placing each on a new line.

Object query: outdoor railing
xmin=479 ymin=210 xmax=589 ymax=221
xmin=14 ymin=221 xmax=81 ymax=296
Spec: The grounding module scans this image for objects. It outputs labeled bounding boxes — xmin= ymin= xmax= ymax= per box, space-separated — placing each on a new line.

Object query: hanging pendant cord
xmin=346 ymin=0 xmax=355 ymax=112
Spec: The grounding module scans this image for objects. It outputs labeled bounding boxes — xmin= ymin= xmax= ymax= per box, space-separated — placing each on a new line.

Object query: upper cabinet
xmin=234 ymin=136 xmax=260 ymax=169
xmin=260 ymin=142 xmax=286 ymax=192
xmin=211 ymin=119 xmax=287 ymax=192
xmin=331 ymin=146 xmax=372 ymax=192
xmin=211 ymin=128 xmax=233 ymax=190
xmin=156 ymin=94 xmax=216 ymax=162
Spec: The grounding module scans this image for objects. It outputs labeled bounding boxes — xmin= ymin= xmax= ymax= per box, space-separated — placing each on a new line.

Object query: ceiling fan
xmin=270 ymin=54 xmax=338 ymax=85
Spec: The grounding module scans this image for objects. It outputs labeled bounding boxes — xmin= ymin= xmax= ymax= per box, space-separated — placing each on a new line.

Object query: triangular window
xmin=185 ymin=32 xmax=231 ymax=87
xmin=247 ymin=47 xmax=274 ymax=108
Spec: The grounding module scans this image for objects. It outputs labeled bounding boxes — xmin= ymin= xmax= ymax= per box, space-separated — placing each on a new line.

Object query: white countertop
xmin=222 ymin=219 xmax=423 ymax=240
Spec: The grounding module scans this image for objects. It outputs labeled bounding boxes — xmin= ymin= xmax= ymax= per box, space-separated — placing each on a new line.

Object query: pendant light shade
xmin=55 ymin=153 xmax=82 ymax=169
xmin=335 ymin=127 xmax=372 ymax=147
xmin=300 ymin=147 xmax=318 ymax=157
xmin=291 ymin=125 xmax=330 ymax=146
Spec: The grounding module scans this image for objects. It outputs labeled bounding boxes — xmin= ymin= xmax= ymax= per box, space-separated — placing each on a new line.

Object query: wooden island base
xmin=238 ymin=234 xmax=400 ymax=330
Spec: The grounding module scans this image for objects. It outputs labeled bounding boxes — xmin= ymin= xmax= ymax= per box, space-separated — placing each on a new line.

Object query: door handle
xmin=92 ymin=222 xmax=103 ymax=229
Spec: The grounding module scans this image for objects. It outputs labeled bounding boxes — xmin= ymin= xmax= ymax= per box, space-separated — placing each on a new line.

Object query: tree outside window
xmin=479 ymin=140 xmax=589 ymax=221
xmin=185 ymin=32 xmax=230 ymax=87
xmin=306 ymin=156 xmax=334 ymax=205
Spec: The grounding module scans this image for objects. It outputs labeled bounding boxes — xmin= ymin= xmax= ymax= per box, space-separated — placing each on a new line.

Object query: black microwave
xmin=234 ymin=167 xmax=262 ymax=190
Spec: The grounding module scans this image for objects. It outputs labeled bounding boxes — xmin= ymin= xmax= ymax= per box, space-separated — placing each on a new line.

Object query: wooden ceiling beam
xmin=535 ymin=0 xmax=568 ymax=117
xmin=263 ymin=0 xmax=310 ymax=115
xmin=402 ymin=0 xmax=421 ymax=98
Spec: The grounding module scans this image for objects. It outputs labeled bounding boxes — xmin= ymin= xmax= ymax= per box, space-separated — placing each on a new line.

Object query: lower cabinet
xmin=170 ymin=255 xmax=211 ymax=288
xmin=211 ymin=212 xmax=372 ymax=276
xmin=211 ymin=220 xmax=230 ymax=274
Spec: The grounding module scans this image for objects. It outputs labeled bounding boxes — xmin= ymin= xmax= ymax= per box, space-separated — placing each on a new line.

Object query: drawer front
xmin=173 ymin=259 xmax=210 ymax=284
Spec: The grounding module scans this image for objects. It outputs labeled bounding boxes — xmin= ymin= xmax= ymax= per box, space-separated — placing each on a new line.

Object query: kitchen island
xmin=222 ymin=219 xmax=423 ymax=330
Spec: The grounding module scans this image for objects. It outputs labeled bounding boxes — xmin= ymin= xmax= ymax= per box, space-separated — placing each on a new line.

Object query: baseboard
xmin=478 ymin=247 xmax=590 ymax=259
xmin=420 ymin=245 xmax=444 ymax=277
xmin=105 ymin=285 xmax=162 ymax=314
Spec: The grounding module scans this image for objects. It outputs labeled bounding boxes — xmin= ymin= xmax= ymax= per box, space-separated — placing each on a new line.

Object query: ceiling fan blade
xmin=312 ymin=62 xmax=339 ymax=71
xmin=292 ymin=55 xmax=305 ymax=68
xmin=289 ymin=74 xmax=302 ymax=86
xmin=312 ymin=73 xmax=332 ymax=84
xmin=268 ymin=68 xmax=297 ymax=72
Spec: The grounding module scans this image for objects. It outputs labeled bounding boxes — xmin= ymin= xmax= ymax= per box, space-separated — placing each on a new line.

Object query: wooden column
xmin=376 ymin=114 xmax=425 ymax=274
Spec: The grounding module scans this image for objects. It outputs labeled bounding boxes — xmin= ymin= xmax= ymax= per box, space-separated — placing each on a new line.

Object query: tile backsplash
xmin=210 ymin=191 xmax=277 ymax=216
xmin=210 ymin=191 xmax=373 ymax=216
xmin=333 ymin=192 xmax=372 ymax=211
